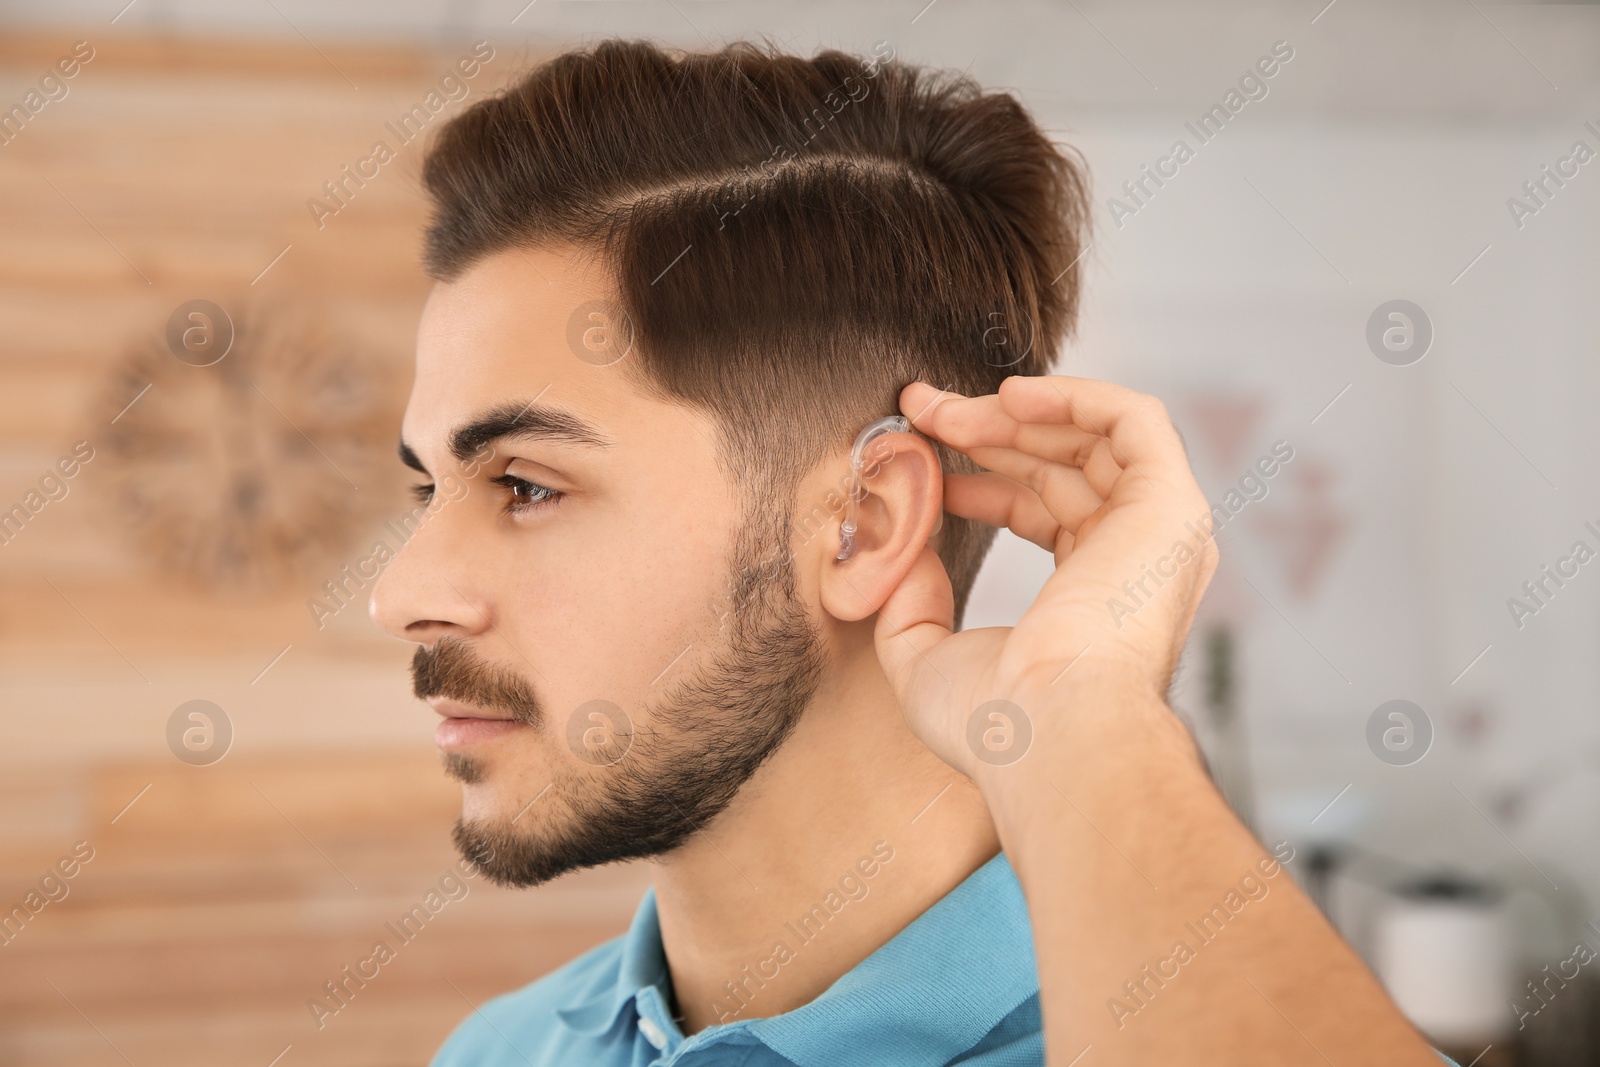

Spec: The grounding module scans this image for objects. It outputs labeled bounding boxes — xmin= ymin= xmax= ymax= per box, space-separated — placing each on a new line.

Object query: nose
xmin=369 ymin=493 xmax=493 ymax=646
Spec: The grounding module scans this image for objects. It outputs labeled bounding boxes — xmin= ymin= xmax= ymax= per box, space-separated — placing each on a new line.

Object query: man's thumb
xmin=872 ymin=545 xmax=955 ymax=707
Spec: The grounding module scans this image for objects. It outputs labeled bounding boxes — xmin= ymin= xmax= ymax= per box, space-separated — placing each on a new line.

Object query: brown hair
xmin=422 ymin=38 xmax=1090 ymax=626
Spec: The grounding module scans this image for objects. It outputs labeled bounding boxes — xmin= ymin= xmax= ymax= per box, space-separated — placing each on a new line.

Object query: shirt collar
xmin=749 ymin=849 xmax=1037 ymax=1067
xmin=553 ymin=880 xmax=670 ymax=1037
xmin=554 ymin=850 xmax=1037 ymax=1066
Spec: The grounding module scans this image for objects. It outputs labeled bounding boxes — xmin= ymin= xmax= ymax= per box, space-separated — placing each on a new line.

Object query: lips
xmin=427 ymin=698 xmax=529 ymax=751
xmin=435 ymin=717 xmax=526 ymax=749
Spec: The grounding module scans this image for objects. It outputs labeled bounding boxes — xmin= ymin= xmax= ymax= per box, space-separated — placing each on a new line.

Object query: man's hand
xmin=873 ymin=374 xmax=1218 ymax=781
xmin=872 ymin=374 xmax=1443 ymax=1066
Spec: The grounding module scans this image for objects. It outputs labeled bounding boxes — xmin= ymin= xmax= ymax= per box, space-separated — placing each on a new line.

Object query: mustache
xmin=412 ymin=637 xmax=544 ymax=727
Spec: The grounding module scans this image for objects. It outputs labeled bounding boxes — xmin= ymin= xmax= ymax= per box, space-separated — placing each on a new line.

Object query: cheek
xmin=497 ymin=492 xmax=735 ymax=718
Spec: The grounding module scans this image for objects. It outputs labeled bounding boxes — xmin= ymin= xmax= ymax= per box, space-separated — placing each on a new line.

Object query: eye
xmin=492 ymin=474 xmax=561 ymax=514
xmin=410 ymin=483 xmax=436 ymax=505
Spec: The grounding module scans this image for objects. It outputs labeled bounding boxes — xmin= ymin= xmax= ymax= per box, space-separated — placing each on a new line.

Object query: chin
xmin=441 ymin=749 xmax=551 ymax=821
xmin=450 ymin=810 xmax=581 ymax=889
xmin=457 ymin=783 xmax=508 ymax=825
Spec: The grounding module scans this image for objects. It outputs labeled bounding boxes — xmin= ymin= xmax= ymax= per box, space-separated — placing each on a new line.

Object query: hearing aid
xmin=835 ymin=415 xmax=911 ymax=561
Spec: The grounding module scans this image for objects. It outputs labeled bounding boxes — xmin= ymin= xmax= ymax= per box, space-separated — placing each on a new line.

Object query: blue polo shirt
xmin=430 ymin=850 xmax=1460 ymax=1066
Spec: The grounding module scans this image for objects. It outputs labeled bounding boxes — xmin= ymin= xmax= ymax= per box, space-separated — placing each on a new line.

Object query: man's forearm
xmin=980 ymin=679 xmax=1441 ymax=1066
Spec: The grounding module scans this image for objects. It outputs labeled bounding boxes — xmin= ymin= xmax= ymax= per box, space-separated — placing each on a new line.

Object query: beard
xmin=412 ymin=504 xmax=826 ymax=888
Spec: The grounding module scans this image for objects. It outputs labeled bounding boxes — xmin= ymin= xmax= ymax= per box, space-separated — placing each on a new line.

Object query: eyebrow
xmin=398 ymin=400 xmax=613 ymax=474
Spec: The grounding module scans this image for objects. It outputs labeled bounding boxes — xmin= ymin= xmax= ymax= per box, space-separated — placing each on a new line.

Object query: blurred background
xmin=0 ymin=1 xmax=1596 ymax=1064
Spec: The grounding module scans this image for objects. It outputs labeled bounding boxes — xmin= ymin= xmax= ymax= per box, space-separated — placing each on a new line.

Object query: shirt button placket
xmin=638 ymin=1015 xmax=669 ymax=1052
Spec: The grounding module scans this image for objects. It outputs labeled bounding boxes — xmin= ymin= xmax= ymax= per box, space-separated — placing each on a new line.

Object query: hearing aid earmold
xmin=835 ymin=415 xmax=911 ymax=561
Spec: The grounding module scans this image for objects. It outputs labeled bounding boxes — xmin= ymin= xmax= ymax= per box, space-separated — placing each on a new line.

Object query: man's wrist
xmin=971 ymin=677 xmax=1204 ymax=835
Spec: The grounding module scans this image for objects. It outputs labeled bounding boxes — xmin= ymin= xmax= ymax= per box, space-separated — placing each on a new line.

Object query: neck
xmin=650 ymin=634 xmax=1000 ymax=1035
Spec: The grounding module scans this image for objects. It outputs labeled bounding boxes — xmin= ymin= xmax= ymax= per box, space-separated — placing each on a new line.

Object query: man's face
xmin=371 ymin=247 xmax=825 ymax=885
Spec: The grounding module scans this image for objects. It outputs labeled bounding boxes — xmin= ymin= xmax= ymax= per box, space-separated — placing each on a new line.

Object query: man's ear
xmin=816 ymin=432 xmax=944 ymax=623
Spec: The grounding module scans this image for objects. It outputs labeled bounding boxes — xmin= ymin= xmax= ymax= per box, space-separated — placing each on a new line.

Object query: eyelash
xmin=408 ymin=475 xmax=562 ymax=514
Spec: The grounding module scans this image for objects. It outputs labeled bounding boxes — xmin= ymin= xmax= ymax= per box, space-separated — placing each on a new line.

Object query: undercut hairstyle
xmin=421 ymin=38 xmax=1091 ymax=625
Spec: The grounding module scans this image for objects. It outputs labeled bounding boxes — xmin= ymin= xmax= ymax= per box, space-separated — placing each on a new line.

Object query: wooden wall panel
xmin=0 ymin=30 xmax=650 ymax=1067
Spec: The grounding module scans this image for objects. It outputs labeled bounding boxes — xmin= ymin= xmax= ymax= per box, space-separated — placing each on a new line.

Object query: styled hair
xmin=422 ymin=38 xmax=1090 ymax=625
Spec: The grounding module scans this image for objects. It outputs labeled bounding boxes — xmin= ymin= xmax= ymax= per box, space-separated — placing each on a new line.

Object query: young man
xmin=371 ymin=39 xmax=1455 ymax=1066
